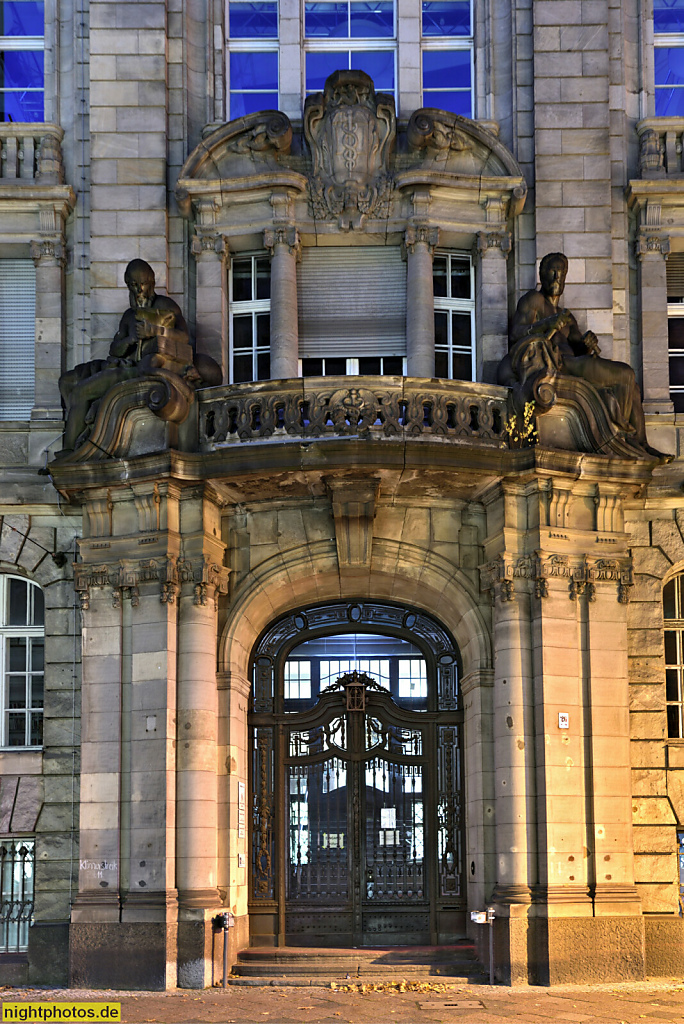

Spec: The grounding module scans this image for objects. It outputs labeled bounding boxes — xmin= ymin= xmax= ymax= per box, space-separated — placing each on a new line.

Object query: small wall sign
xmin=558 ymin=712 xmax=569 ymax=729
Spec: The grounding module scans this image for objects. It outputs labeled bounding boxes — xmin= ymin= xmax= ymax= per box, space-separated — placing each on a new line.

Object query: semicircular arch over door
xmin=248 ymin=600 xmax=465 ymax=947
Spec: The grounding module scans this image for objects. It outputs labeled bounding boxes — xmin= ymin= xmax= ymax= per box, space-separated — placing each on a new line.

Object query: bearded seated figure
xmin=58 ymin=259 xmax=221 ymax=456
xmin=497 ymin=252 xmax=669 ymax=461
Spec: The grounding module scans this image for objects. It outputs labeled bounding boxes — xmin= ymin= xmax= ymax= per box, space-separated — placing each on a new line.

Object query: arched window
xmin=0 ymin=576 xmax=44 ymax=747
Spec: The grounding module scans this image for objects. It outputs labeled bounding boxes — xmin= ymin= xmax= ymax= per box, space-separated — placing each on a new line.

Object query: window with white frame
xmin=0 ymin=838 xmax=34 ymax=952
xmin=664 ymin=574 xmax=684 ymax=738
xmin=422 ymin=0 xmax=472 ymax=116
xmin=0 ymin=259 xmax=35 ymax=419
xmin=668 ymin=253 xmax=684 ymax=412
xmin=225 ymin=0 xmax=474 ymax=118
xmin=655 ymin=0 xmax=684 ymax=116
xmin=433 ymin=252 xmax=475 ymax=381
xmin=226 ymin=1 xmax=279 ymax=117
xmin=0 ymin=576 xmax=44 ymax=748
xmin=304 ymin=0 xmax=396 ymax=99
xmin=229 ymin=254 xmax=271 ymax=383
xmin=0 ymin=1 xmax=44 ymax=122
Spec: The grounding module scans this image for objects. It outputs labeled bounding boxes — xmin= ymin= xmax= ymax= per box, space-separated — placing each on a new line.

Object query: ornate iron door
xmin=283 ymin=673 xmax=433 ymax=945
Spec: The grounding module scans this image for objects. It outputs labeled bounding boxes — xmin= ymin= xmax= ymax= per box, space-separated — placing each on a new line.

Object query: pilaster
xmin=404 ymin=224 xmax=439 ymax=377
xmin=30 ymin=236 xmax=66 ymax=422
xmin=635 ymin=212 xmax=672 ymax=413
xmin=264 ymin=222 xmax=300 ymax=381
xmin=191 ymin=218 xmax=229 ymax=383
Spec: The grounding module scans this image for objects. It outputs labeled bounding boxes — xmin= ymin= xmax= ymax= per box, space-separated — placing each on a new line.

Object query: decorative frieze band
xmin=75 ymin=557 xmax=230 ymax=610
xmin=479 ymin=554 xmax=632 ymax=604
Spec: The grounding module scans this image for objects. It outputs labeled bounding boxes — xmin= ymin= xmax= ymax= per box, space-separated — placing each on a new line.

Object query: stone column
xmin=585 ymin=564 xmax=641 ymax=919
xmin=191 ymin=232 xmax=229 ymax=383
xmin=476 ymin=230 xmax=511 ymax=383
xmin=217 ymin=670 xmax=251 ymax=962
xmin=176 ymin=490 xmax=229 ymax=988
xmin=29 ymin=239 xmax=66 ymax=421
xmin=264 ymin=227 xmax=300 ymax=380
xmin=482 ymin=556 xmax=538 ymax=985
xmin=404 ymin=226 xmax=438 ymax=378
xmin=70 ymin=579 xmax=123 ymax=928
xmin=637 ymin=229 xmax=672 ymax=414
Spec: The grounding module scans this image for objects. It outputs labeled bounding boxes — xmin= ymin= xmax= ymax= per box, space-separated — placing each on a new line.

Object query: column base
xmin=178 ymin=911 xmax=249 ymax=989
xmin=484 ymin=907 xmax=646 ymax=985
xmin=69 ymin=920 xmax=178 ymax=990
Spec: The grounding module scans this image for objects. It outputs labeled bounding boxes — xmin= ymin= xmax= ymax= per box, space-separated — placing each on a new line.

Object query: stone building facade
xmin=0 ymin=0 xmax=684 ymax=991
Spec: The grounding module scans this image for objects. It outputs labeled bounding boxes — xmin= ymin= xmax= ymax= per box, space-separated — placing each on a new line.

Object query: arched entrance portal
xmin=249 ymin=601 xmax=464 ymax=947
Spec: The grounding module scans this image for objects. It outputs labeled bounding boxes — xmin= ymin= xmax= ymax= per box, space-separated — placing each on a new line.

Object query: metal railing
xmin=0 ymin=125 xmax=64 ymax=183
xmin=199 ymin=376 xmax=507 ymax=449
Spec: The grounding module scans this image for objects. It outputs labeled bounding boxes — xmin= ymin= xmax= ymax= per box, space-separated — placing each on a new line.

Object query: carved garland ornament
xmin=479 ymin=555 xmax=632 ymax=604
xmin=74 ymin=557 xmax=230 ymax=610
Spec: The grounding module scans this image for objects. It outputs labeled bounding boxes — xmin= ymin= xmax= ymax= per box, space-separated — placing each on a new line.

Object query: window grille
xmin=654 ymin=0 xmax=684 ymax=116
xmin=433 ymin=252 xmax=475 ymax=381
xmin=229 ymin=254 xmax=271 ymax=384
xmin=0 ymin=2 xmax=44 ymax=122
xmin=0 ymin=260 xmax=35 ymax=420
xmin=0 ymin=576 xmax=44 ymax=748
xmin=0 ymin=838 xmax=33 ymax=952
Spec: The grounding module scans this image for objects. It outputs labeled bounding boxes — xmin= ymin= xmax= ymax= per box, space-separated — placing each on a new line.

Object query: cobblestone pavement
xmin=4 ymin=981 xmax=684 ymax=1024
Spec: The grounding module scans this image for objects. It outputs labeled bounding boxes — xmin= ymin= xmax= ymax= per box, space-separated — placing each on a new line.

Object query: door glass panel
xmin=365 ymin=758 xmax=424 ymax=901
xmin=287 ymin=759 xmax=348 ymax=900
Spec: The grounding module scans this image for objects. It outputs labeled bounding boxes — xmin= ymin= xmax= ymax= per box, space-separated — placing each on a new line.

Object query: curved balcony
xmin=198 ymin=376 xmax=508 ymax=452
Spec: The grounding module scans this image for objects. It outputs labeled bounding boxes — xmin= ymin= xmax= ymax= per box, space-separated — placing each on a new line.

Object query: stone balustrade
xmin=637 ymin=118 xmax=684 ymax=178
xmin=198 ymin=376 xmax=508 ymax=449
xmin=0 ymin=124 xmax=64 ymax=184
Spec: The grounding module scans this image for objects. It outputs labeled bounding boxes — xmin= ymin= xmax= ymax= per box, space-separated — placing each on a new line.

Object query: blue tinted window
xmin=0 ymin=49 xmax=43 ymax=88
xmin=230 ymin=91 xmax=279 ymax=117
xmin=351 ymin=49 xmax=394 ymax=89
xmin=0 ymin=2 xmax=44 ymax=36
xmin=656 ymin=86 xmax=684 ymax=115
xmin=654 ymin=0 xmax=684 ymax=33
xmin=350 ymin=1 xmax=394 ymax=38
xmin=0 ymin=86 xmax=42 ymax=120
xmin=229 ymin=2 xmax=278 ymax=38
xmin=230 ymin=50 xmax=278 ymax=90
xmin=423 ymin=88 xmax=470 ymax=115
xmin=305 ymin=3 xmax=348 ymax=37
xmin=655 ymin=46 xmax=684 ymax=87
xmin=306 ymin=50 xmax=346 ymax=90
xmin=422 ymin=1 xmax=470 ymax=36
xmin=423 ymin=48 xmax=470 ymax=89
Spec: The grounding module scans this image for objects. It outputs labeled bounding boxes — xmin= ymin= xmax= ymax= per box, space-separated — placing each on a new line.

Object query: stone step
xmin=231 ymin=944 xmax=487 ymax=984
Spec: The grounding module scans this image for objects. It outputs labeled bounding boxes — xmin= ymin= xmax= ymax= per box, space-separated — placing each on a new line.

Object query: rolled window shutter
xmin=667 ymin=253 xmax=684 ymax=301
xmin=297 ymin=247 xmax=407 ymax=357
xmin=0 ymin=261 xmax=35 ymax=419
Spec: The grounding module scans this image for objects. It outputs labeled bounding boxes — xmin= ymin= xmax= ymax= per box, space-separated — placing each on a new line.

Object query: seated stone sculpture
xmin=497 ymin=252 xmax=668 ymax=460
xmin=59 ymin=259 xmax=221 ymax=456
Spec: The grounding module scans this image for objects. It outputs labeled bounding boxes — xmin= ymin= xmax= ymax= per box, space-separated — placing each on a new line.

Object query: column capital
xmin=30 ymin=237 xmax=65 ymax=267
xmin=263 ymin=225 xmax=301 ymax=260
xmin=190 ymin=232 xmax=229 ymax=263
xmin=177 ymin=556 xmax=231 ymax=608
xmin=476 ymin=230 xmax=512 ymax=258
xmin=403 ymin=225 xmax=439 ymax=258
xmin=635 ymin=233 xmax=670 ymax=260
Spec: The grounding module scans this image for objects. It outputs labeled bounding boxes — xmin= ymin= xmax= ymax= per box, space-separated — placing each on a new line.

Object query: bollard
xmin=213 ymin=911 xmax=235 ymax=988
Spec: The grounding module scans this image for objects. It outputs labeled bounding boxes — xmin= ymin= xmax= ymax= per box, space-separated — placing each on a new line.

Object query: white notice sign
xmin=380 ymin=807 xmax=396 ymax=829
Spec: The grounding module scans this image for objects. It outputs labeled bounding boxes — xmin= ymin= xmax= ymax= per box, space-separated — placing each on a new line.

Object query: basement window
xmin=664 ymin=574 xmax=684 ymax=737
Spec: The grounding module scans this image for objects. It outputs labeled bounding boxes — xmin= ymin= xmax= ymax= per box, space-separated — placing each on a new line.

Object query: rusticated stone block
xmin=637 ymin=881 xmax=679 ymax=914
xmin=632 ymin=825 xmax=674 ymax=854
xmin=630 ymin=740 xmax=666 ymax=769
xmin=629 ymin=684 xmax=665 ymax=713
xmin=632 ymin=796 xmax=676 ymax=825
xmin=633 ymin=852 xmax=677 ymax=883
xmin=632 ymin=768 xmax=667 ymax=796
xmin=668 ymin=770 xmax=684 ymax=822
xmin=651 ymin=518 xmax=684 ymax=567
